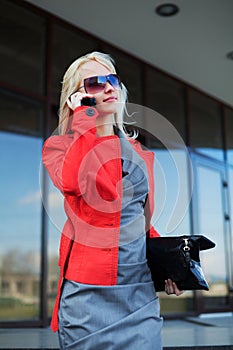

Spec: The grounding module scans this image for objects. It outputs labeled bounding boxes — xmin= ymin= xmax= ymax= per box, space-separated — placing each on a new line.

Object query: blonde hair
xmin=58 ymin=51 xmax=128 ymax=135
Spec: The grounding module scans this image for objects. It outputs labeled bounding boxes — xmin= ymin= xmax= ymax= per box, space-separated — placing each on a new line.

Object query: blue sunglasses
xmin=78 ymin=74 xmax=122 ymax=94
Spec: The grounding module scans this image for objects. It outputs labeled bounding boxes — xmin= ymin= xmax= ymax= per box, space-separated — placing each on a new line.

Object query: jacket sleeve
xmin=42 ymin=106 xmax=98 ymax=196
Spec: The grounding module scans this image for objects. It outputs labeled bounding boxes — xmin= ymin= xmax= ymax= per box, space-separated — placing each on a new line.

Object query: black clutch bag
xmin=146 ymin=235 xmax=216 ymax=292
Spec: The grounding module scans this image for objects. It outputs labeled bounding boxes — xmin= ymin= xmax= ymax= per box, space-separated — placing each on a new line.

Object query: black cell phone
xmin=81 ymin=97 xmax=96 ymax=106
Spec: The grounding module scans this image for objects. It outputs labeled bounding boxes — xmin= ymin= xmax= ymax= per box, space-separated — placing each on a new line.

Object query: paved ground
xmin=162 ymin=313 xmax=233 ymax=348
xmin=0 ymin=313 xmax=232 ymax=349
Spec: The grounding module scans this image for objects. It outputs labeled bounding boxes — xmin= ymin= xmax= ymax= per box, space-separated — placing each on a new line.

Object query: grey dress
xmin=58 ymin=131 xmax=163 ymax=350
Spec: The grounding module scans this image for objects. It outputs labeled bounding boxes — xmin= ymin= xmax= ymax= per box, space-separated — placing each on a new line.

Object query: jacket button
xmin=85 ymin=108 xmax=95 ymax=117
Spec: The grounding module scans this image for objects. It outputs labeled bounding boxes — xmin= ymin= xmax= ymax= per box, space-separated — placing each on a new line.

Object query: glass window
xmin=101 ymin=45 xmax=143 ymax=104
xmin=0 ymin=0 xmax=46 ymax=94
xmin=0 ymin=89 xmax=43 ymax=136
xmin=194 ymin=164 xmax=228 ymax=310
xmin=42 ymin=109 xmax=66 ymax=317
xmin=49 ymin=106 xmax=60 ymax=134
xmin=189 ymin=89 xmax=224 ymax=161
xmin=51 ymin=24 xmax=98 ymax=104
xmin=145 ymin=67 xmax=186 ymax=140
xmin=0 ymin=92 xmax=43 ymax=321
xmin=152 ymin=149 xmax=193 ymax=315
xmin=225 ymin=107 xmax=233 ymax=165
xmin=152 ymin=149 xmax=191 ymax=237
xmin=228 ymin=168 xmax=233 ymax=289
xmin=46 ymin=179 xmax=66 ymax=317
xmin=0 ymin=132 xmax=42 ymax=321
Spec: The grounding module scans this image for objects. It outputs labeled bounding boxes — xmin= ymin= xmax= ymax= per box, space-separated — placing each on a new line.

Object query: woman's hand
xmin=165 ymin=279 xmax=184 ymax=296
xmin=67 ymin=92 xmax=94 ymax=110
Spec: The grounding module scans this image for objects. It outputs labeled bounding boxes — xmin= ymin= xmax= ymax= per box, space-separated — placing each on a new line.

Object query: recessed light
xmin=155 ymin=3 xmax=179 ymax=17
xmin=226 ymin=51 xmax=233 ymax=60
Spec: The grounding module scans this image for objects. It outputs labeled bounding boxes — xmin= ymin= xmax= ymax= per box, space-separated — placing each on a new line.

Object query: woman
xmin=42 ymin=51 xmax=182 ymax=349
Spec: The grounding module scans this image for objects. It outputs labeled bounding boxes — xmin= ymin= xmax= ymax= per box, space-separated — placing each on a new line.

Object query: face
xmin=79 ymin=60 xmax=121 ymax=117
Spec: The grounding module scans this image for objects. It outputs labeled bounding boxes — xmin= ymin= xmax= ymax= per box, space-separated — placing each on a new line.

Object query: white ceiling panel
xmin=25 ymin=0 xmax=233 ymax=106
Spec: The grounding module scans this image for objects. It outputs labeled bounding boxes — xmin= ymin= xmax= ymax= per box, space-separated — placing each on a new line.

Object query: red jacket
xmin=42 ymin=106 xmax=159 ymax=331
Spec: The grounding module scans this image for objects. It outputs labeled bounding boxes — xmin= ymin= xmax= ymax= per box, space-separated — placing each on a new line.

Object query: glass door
xmin=192 ymin=155 xmax=232 ymax=312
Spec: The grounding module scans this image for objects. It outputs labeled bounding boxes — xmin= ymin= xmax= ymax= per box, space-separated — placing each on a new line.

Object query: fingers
xmin=66 ymin=96 xmax=73 ymax=110
xmin=165 ymin=279 xmax=184 ymax=296
xmin=67 ymin=92 xmax=93 ymax=110
xmin=164 ymin=279 xmax=174 ymax=295
xmin=172 ymin=282 xmax=184 ymax=296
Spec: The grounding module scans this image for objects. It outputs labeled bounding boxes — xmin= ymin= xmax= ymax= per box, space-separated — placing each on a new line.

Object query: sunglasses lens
xmin=108 ymin=74 xmax=121 ymax=89
xmin=84 ymin=74 xmax=121 ymax=93
xmin=84 ymin=76 xmax=105 ymax=94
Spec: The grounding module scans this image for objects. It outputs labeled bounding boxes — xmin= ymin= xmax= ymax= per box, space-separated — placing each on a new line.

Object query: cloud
xmin=17 ymin=191 xmax=41 ymax=205
xmin=17 ymin=189 xmax=63 ymax=209
xmin=48 ymin=190 xmax=63 ymax=209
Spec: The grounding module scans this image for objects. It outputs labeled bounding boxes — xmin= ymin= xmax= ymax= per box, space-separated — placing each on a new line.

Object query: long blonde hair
xmin=58 ymin=51 xmax=128 ymax=135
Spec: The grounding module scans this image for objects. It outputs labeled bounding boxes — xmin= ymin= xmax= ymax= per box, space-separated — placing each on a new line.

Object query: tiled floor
xmin=0 ymin=313 xmax=232 ymax=349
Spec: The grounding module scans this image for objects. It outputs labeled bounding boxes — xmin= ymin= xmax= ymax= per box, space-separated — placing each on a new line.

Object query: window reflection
xmin=51 ymin=24 xmax=98 ymax=103
xmin=189 ymin=89 xmax=224 ymax=161
xmin=195 ymin=163 xmax=228 ymax=309
xmin=152 ymin=149 xmax=191 ymax=236
xmin=225 ymin=107 xmax=233 ymax=165
xmin=0 ymin=0 xmax=45 ymax=94
xmin=0 ymin=132 xmax=42 ymax=320
xmin=145 ymin=67 xmax=186 ymax=139
xmin=151 ymin=148 xmax=193 ymax=315
xmin=0 ymin=90 xmax=43 ymax=136
xmin=228 ymin=168 xmax=233 ymax=289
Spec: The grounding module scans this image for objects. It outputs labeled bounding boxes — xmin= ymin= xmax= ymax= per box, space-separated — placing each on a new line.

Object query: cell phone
xmin=81 ymin=97 xmax=96 ymax=106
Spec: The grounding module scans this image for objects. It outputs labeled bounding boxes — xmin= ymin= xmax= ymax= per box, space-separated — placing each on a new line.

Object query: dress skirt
xmin=58 ymin=237 xmax=163 ymax=350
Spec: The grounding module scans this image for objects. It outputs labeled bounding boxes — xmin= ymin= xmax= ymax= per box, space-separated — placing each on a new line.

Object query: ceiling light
xmin=226 ymin=51 xmax=233 ymax=60
xmin=155 ymin=3 xmax=179 ymax=17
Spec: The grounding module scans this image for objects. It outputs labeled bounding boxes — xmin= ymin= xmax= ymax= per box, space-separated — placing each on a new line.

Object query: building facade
xmin=0 ymin=0 xmax=232 ymax=327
